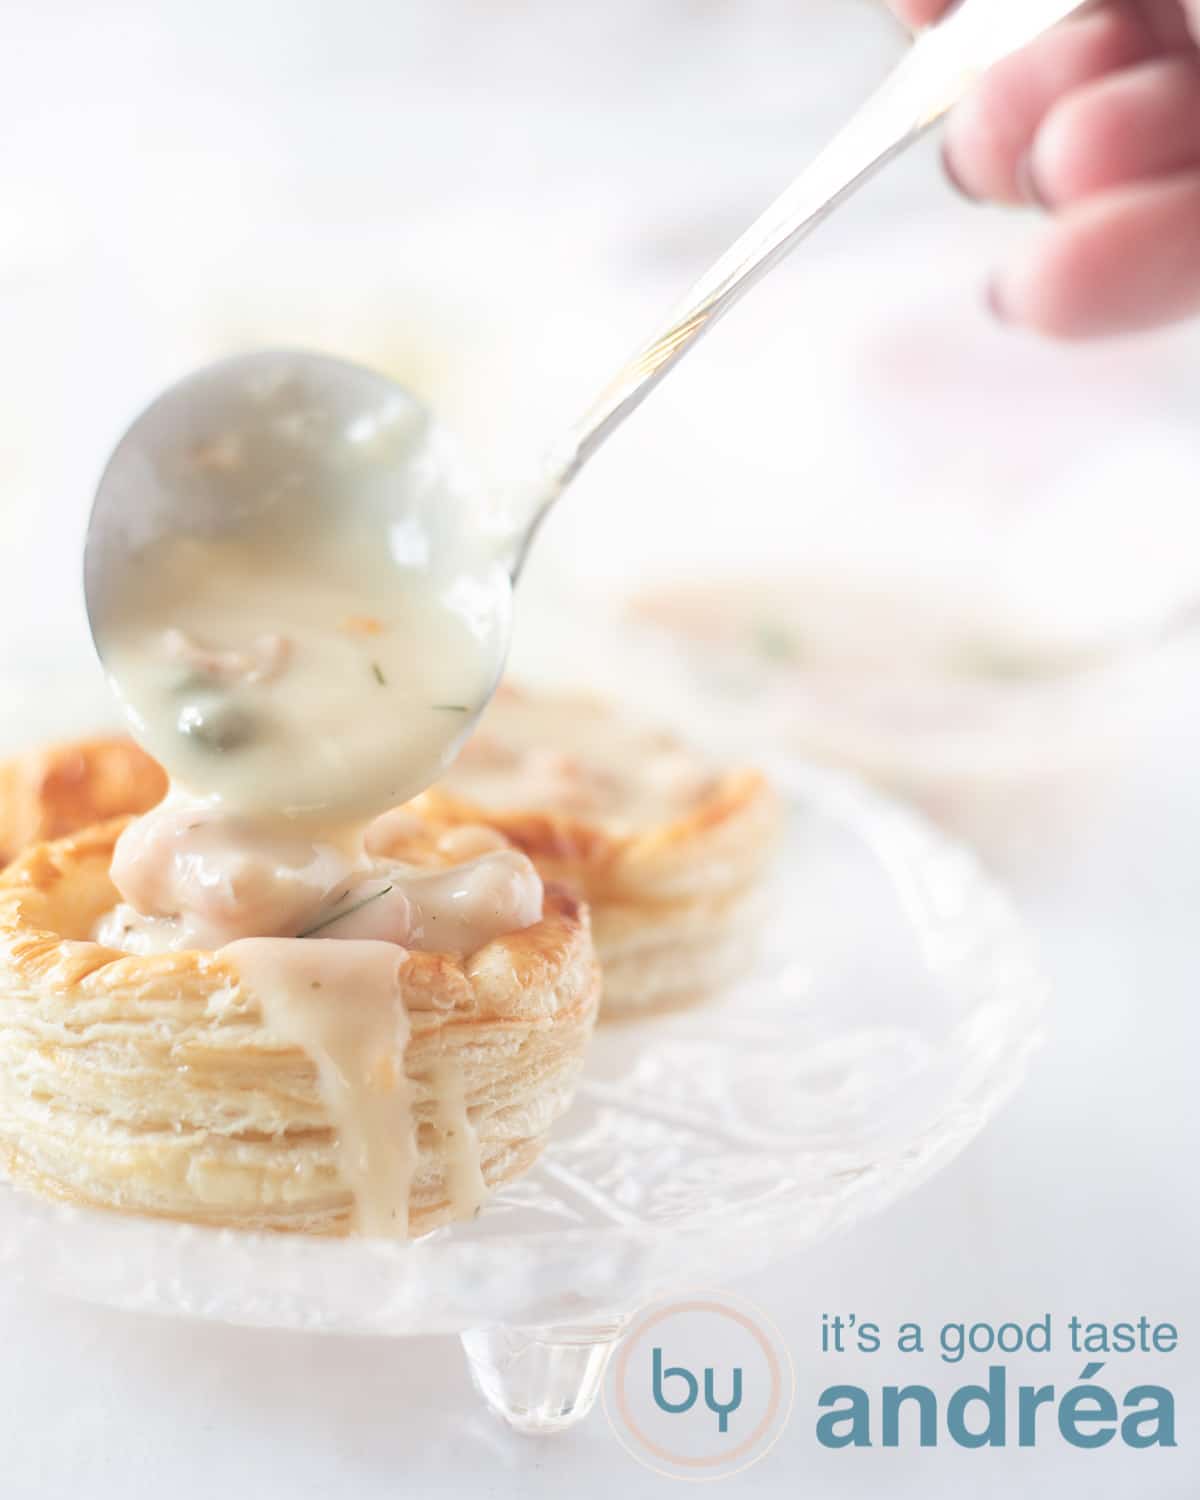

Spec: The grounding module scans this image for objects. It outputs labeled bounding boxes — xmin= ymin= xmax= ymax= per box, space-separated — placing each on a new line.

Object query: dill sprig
xmin=299 ymin=884 xmax=393 ymax=938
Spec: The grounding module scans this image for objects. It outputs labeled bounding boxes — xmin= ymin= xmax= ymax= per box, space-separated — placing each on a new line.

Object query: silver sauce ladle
xmin=85 ymin=0 xmax=1090 ymax=790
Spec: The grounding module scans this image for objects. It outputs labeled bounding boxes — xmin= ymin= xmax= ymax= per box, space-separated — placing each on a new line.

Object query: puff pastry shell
xmin=0 ymin=737 xmax=166 ymax=868
xmin=0 ymin=819 xmax=599 ymax=1235
xmin=408 ymin=685 xmax=778 ymax=1016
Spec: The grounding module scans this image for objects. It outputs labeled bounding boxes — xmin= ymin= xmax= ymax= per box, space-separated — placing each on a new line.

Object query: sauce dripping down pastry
xmin=88 ymin=410 xmax=542 ymax=1237
xmin=94 ymin=798 xmax=544 ymax=1234
xmin=227 ymin=939 xmax=418 ymax=1238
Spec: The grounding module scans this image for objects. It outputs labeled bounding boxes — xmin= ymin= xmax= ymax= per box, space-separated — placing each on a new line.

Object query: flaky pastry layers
xmin=0 ymin=819 xmax=599 ymax=1235
xmin=406 ymin=685 xmax=779 ymax=1017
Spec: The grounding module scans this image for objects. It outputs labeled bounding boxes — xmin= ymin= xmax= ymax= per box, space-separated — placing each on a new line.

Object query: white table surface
xmin=1 ymin=2 xmax=1198 ymax=1494
xmin=0 ymin=735 xmax=1193 ymax=1500
xmin=1 ymin=648 xmax=1196 ymax=1500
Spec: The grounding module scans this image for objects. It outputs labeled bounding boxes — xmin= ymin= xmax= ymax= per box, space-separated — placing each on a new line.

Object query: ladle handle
xmin=511 ymin=0 xmax=1091 ymax=568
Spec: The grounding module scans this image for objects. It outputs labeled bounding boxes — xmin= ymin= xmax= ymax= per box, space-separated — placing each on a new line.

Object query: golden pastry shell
xmin=0 ymin=818 xmax=599 ymax=1235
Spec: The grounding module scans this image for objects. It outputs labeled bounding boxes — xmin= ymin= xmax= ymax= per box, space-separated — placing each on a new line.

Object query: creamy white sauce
xmin=226 ymin=938 xmax=417 ymax=1237
xmin=103 ymin=538 xmax=500 ymax=821
xmin=90 ymin=394 xmax=537 ymax=1235
xmin=307 ymin=849 xmax=542 ymax=951
xmin=95 ymin=389 xmax=511 ymax=822
xmin=100 ymin=803 xmax=542 ymax=957
xmin=107 ymin=796 xmax=349 ymax=949
xmin=429 ymin=1058 xmax=488 ymax=1221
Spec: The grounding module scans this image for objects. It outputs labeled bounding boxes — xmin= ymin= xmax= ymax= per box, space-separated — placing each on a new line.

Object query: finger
xmin=943 ymin=5 xmax=1158 ymax=204
xmin=1030 ymin=57 xmax=1200 ymax=204
xmin=887 ymin=0 xmax=951 ymax=27
xmin=1142 ymin=0 xmax=1198 ymax=50
xmin=991 ymin=171 xmax=1200 ymax=337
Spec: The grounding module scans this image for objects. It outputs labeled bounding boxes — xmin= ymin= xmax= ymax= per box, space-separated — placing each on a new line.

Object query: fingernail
xmin=986 ymin=276 xmax=1012 ymax=325
xmin=941 ymin=139 xmax=977 ymax=202
xmin=1015 ymin=151 xmax=1049 ymax=208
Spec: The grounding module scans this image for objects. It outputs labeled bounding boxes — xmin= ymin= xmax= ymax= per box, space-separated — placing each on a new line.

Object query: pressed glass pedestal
xmin=0 ymin=762 xmax=1044 ymax=1433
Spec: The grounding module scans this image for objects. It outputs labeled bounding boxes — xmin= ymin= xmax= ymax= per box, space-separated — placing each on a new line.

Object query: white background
xmin=1 ymin=1 xmax=1198 ymax=1494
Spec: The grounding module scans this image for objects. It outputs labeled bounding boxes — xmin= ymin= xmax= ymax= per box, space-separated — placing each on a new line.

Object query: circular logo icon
xmin=604 ymin=1293 xmax=794 ymax=1481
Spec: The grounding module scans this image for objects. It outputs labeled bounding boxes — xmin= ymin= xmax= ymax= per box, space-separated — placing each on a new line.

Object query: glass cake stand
xmin=0 ymin=761 xmax=1045 ymax=1433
